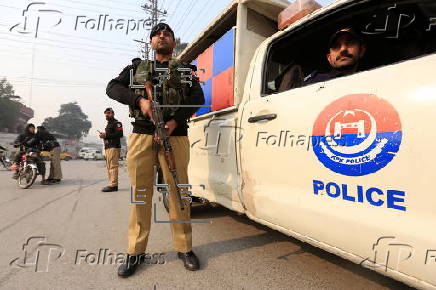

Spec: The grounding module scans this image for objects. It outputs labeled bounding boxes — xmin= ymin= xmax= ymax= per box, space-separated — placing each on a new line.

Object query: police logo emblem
xmin=312 ymin=94 xmax=402 ymax=176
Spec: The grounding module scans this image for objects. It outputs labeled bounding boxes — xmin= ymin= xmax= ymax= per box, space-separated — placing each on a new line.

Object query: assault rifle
xmin=144 ymin=81 xmax=185 ymax=211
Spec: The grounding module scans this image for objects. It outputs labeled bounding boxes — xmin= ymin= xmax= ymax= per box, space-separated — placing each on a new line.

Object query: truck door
xmin=238 ymin=60 xmax=322 ymax=227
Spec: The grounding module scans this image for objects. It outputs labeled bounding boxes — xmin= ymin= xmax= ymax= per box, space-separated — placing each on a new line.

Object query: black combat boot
xmin=102 ymin=186 xmax=118 ymax=192
xmin=177 ymin=251 xmax=200 ymax=271
xmin=117 ymin=254 xmax=141 ymax=278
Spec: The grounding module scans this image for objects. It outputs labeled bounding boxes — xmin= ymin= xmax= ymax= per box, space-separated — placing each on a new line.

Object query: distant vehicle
xmin=84 ymin=149 xmax=104 ymax=161
xmin=40 ymin=151 xmax=73 ymax=161
xmin=102 ymin=145 xmax=127 ymax=161
xmin=78 ymin=147 xmax=96 ymax=159
xmin=60 ymin=152 xmax=73 ymax=161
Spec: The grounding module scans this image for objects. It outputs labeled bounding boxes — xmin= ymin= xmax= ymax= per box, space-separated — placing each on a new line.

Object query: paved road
xmin=0 ymin=161 xmax=412 ymax=290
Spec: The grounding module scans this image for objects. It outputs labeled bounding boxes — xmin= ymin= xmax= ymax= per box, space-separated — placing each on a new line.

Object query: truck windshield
xmin=263 ymin=0 xmax=436 ymax=95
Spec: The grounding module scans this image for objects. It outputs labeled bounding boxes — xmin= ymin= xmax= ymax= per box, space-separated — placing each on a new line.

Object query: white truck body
xmin=180 ymin=0 xmax=436 ymax=288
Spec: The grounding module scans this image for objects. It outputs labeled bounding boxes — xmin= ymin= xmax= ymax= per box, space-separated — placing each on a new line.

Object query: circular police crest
xmin=312 ymin=94 xmax=402 ymax=176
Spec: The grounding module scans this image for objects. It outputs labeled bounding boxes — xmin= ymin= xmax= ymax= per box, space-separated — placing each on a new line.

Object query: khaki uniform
xmin=127 ymin=133 xmax=192 ymax=255
xmin=48 ymin=146 xmax=62 ymax=180
xmin=105 ymin=147 xmax=120 ymax=187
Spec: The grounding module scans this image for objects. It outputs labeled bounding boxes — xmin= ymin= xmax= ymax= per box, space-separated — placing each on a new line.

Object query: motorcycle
xmin=0 ymin=149 xmax=12 ymax=170
xmin=16 ymin=150 xmax=40 ymax=189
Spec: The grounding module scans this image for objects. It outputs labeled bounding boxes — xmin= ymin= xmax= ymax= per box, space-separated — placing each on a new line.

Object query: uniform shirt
xmin=104 ymin=118 xmax=123 ymax=149
xmin=106 ymin=60 xmax=205 ymax=136
xmin=303 ymin=70 xmax=337 ymax=86
xmin=303 ymin=69 xmax=358 ymax=86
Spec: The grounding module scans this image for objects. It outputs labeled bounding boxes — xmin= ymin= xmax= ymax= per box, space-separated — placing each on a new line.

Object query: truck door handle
xmin=248 ymin=114 xmax=277 ymax=123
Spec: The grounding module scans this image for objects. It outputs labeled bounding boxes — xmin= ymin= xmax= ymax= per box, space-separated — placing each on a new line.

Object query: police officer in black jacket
xmin=36 ymin=126 xmax=62 ymax=184
xmin=100 ymin=108 xmax=123 ymax=192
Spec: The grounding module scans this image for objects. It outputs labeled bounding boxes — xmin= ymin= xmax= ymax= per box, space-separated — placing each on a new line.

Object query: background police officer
xmin=36 ymin=126 xmax=62 ymax=184
xmin=106 ymin=23 xmax=204 ymax=277
xmin=100 ymin=108 xmax=123 ymax=192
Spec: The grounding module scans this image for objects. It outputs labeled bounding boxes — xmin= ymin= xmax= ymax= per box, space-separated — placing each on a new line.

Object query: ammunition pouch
xmin=130 ymin=59 xmax=191 ymax=121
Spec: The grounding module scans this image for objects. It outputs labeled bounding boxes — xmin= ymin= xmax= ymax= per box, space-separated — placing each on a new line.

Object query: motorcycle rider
xmin=11 ymin=123 xmax=49 ymax=185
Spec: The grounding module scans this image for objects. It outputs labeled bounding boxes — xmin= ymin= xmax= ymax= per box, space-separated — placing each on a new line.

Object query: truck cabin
xmin=265 ymin=0 xmax=436 ymax=95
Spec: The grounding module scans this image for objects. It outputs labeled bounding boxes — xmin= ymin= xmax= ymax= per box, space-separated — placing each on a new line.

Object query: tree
xmin=0 ymin=78 xmax=21 ymax=132
xmin=42 ymin=102 xmax=92 ymax=140
xmin=174 ymin=37 xmax=188 ymax=57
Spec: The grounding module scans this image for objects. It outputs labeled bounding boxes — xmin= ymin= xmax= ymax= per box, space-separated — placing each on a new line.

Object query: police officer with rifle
xmin=106 ymin=23 xmax=204 ymax=278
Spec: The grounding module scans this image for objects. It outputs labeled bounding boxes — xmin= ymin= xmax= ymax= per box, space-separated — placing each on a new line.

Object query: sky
xmin=0 ymin=0 xmax=334 ymax=143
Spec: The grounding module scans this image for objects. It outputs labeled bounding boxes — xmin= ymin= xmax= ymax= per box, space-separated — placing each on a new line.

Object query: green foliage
xmin=42 ymin=102 xmax=92 ymax=140
xmin=0 ymin=78 xmax=21 ymax=132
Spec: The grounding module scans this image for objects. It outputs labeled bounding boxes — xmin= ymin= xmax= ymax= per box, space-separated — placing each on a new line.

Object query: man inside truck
xmin=276 ymin=27 xmax=366 ymax=91
xmin=303 ymin=27 xmax=367 ymax=86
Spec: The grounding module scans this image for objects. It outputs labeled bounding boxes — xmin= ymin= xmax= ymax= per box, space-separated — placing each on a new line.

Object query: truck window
xmin=262 ymin=0 xmax=436 ymax=95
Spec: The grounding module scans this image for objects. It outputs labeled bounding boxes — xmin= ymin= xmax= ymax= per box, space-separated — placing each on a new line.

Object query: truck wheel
xmin=64 ymin=156 xmax=71 ymax=161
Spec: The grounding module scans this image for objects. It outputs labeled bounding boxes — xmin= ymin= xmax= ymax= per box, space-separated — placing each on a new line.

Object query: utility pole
xmin=135 ymin=0 xmax=167 ymax=60
xmin=134 ymin=0 xmax=166 ymax=60
xmin=142 ymin=0 xmax=167 ymax=28
xmin=133 ymin=39 xmax=150 ymax=60
xmin=141 ymin=0 xmax=167 ymax=58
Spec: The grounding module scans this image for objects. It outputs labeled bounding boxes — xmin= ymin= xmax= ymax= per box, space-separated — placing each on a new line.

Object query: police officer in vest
xmin=106 ymin=23 xmax=204 ymax=277
xmin=100 ymin=108 xmax=123 ymax=192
